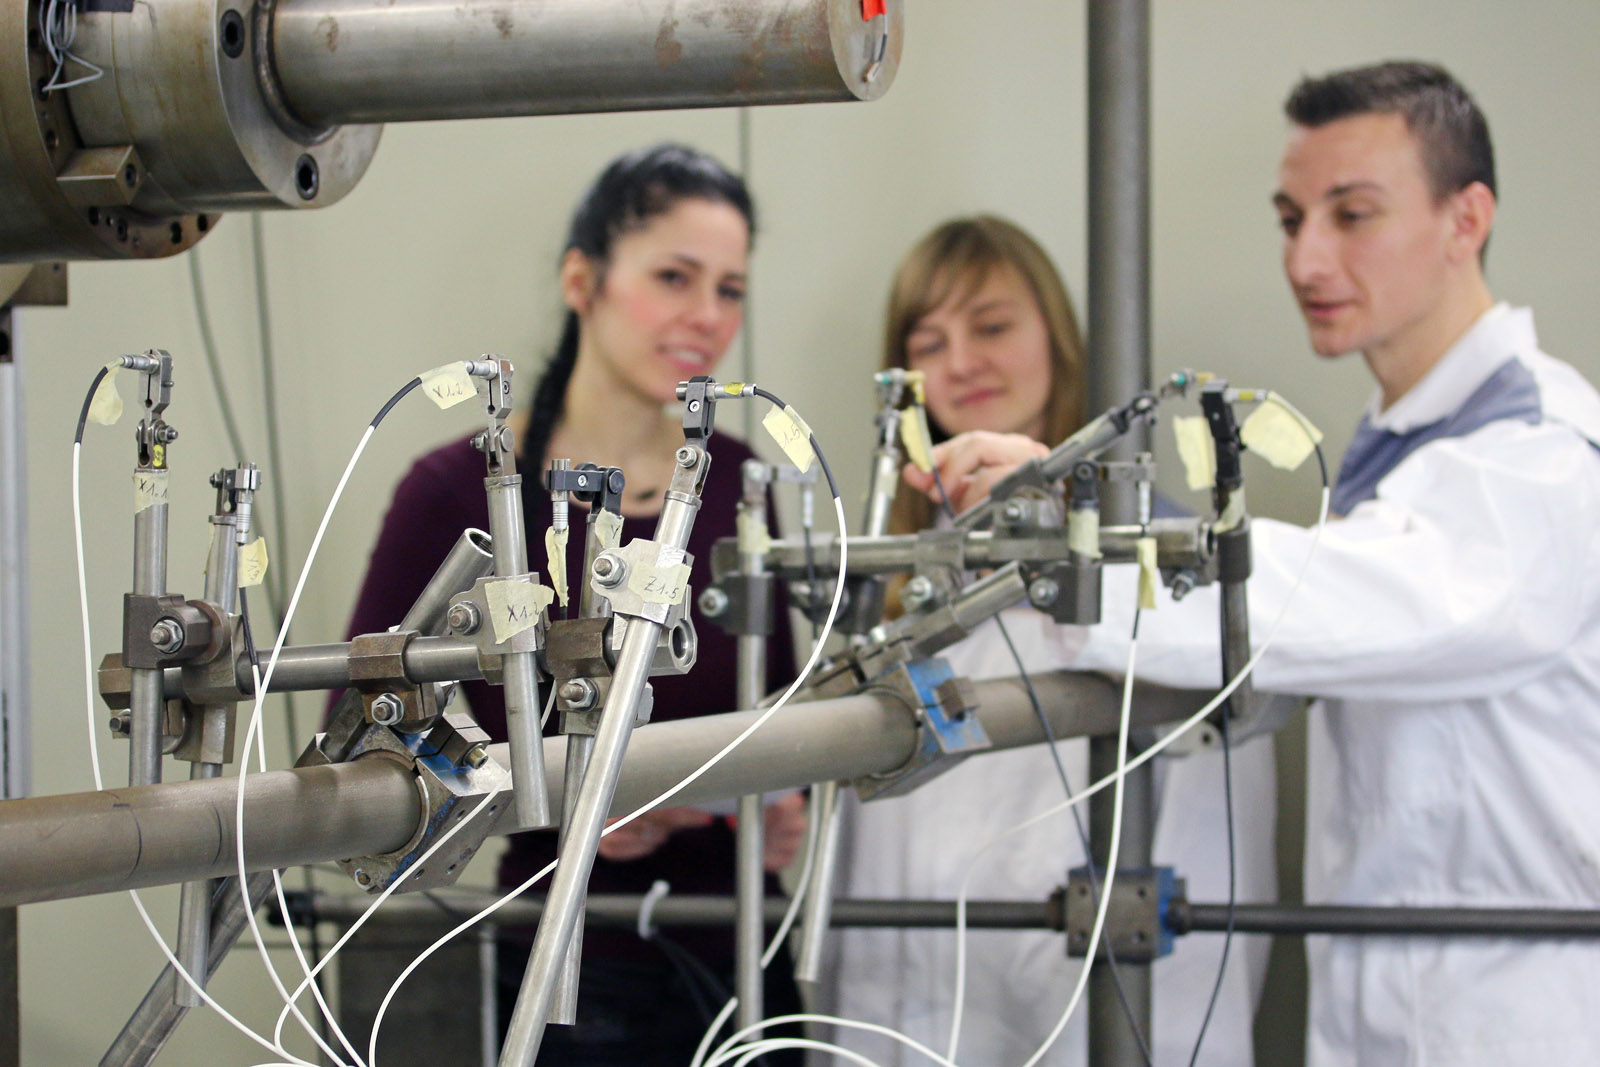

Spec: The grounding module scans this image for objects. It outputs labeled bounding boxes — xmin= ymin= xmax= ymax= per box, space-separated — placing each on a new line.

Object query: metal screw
xmin=447 ymin=602 xmax=481 ymax=635
xmin=470 ymin=431 xmax=488 ymax=452
xmin=1002 ymin=499 xmax=1028 ymax=524
xmin=687 ymin=399 xmax=701 ymax=413
xmin=1028 ymin=577 xmax=1060 ymax=608
xmin=592 ymin=553 xmax=625 ymax=587
xmin=149 ymin=618 xmax=185 ymax=654
xmin=463 ymin=744 xmax=489 ymax=769
xmin=559 ymin=678 xmax=599 ymax=709
xmin=675 ymin=447 xmax=697 ymax=468
xmin=370 ymin=693 xmax=404 ymax=725
xmin=109 ymin=713 xmax=130 ymax=736
xmin=576 ymin=474 xmax=589 ymax=487
xmin=353 ymin=869 xmax=371 ymax=887
xmin=698 ymin=587 xmax=729 ymax=618
xmin=901 ymin=574 xmax=935 ymax=611
xmin=1168 ymin=570 xmax=1198 ymax=602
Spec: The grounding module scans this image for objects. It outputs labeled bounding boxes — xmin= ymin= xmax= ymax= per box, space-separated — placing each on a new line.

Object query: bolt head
xmin=463 ymin=744 xmax=489 ymax=769
xmin=1028 ymin=577 xmax=1060 ymax=607
xmin=149 ymin=618 xmax=185 ymax=654
xmin=1002 ymin=499 xmax=1028 ymax=523
xmin=902 ymin=575 xmax=934 ymax=608
xmin=447 ymin=602 xmax=480 ymax=635
xmin=353 ymin=869 xmax=371 ymax=887
xmin=592 ymin=553 xmax=624 ymax=586
xmin=370 ymin=694 xmax=404 ymax=725
xmin=559 ymin=679 xmax=597 ymax=709
xmin=698 ymin=587 xmax=729 ymax=617
xmin=676 ymin=447 xmax=697 ymax=468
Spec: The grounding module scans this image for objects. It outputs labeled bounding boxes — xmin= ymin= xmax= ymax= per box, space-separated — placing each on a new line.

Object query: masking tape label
xmin=486 ymin=578 xmax=555 ymax=644
xmin=1067 ymin=508 xmax=1102 ymax=559
xmin=1172 ymin=416 xmax=1217 ymax=492
xmin=88 ymin=361 xmax=124 ymax=426
xmin=545 ymin=526 xmax=570 ymax=607
xmin=238 ymin=537 xmax=269 ymax=589
xmin=736 ymin=509 xmax=771 ymax=557
xmin=762 ymin=404 xmax=815 ymax=473
xmin=133 ymin=470 xmax=169 ymax=514
xmin=628 ymin=548 xmax=691 ymax=605
xmin=1137 ymin=536 xmax=1159 ymax=610
xmin=899 ymin=407 xmax=935 ymax=473
xmin=1215 ymin=488 xmax=1247 ymax=532
xmin=419 ymin=362 xmax=477 ymax=410
xmin=594 ymin=509 xmax=624 ymax=551
xmin=1241 ymin=398 xmax=1323 ymax=472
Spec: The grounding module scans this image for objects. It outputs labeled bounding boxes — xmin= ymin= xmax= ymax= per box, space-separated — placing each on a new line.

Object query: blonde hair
xmin=882 ymin=215 xmax=1089 ymax=538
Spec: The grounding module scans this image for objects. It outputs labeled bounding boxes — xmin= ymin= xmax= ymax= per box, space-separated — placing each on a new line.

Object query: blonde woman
xmin=830 ymin=216 xmax=1274 ymax=1066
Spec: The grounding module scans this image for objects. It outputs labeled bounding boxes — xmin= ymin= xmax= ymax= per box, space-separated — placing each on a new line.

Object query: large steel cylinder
xmin=273 ymin=0 xmax=902 ymax=127
xmin=0 ymin=0 xmax=902 ymax=263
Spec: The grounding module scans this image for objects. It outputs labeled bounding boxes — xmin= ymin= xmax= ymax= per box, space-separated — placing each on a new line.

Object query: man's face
xmin=1273 ymin=112 xmax=1460 ymax=362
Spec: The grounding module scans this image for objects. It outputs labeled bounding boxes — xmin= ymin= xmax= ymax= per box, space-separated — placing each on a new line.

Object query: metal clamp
xmin=348 ymin=630 xmax=440 ymax=731
xmin=331 ymin=712 xmax=508 ymax=894
xmin=1058 ymin=866 xmax=1180 ymax=963
xmin=589 ymin=539 xmax=694 ymax=628
xmin=854 ymin=658 xmax=989 ymax=800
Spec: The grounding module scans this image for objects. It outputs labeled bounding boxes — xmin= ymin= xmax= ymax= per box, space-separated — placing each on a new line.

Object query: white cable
xmin=235 ymin=426 xmax=377 ymax=1066
xmin=372 ymin=488 xmax=852 ymax=1064
xmin=704 ymin=1012 xmax=959 ymax=1067
xmin=943 ymin=484 xmax=1333 ymax=1060
xmin=72 ymin=441 xmax=322 ymax=1067
xmin=1015 ymin=623 xmax=1137 ymax=1067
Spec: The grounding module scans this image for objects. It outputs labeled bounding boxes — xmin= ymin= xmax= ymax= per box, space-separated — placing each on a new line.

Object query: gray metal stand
xmin=1085 ymin=1 xmax=1155 ymax=1061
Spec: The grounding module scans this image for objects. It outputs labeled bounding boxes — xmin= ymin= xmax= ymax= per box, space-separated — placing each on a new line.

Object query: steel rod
xmin=734 ymin=474 xmax=768 ymax=1031
xmin=1085 ymin=1 xmax=1154 ymax=1061
xmin=271 ymin=0 xmax=901 ymax=127
xmin=485 ymin=475 xmax=551 ymax=829
xmin=128 ymin=499 xmax=168 ymax=789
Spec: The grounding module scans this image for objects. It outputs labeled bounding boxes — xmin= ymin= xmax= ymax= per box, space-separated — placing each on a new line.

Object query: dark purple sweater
xmin=342 ymin=432 xmax=794 ymax=964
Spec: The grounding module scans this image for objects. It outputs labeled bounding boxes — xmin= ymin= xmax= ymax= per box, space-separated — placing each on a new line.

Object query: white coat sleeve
xmin=1057 ymin=420 xmax=1600 ymax=703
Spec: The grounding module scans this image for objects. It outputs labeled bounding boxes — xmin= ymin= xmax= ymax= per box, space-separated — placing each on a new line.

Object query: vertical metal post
xmin=734 ymin=465 xmax=769 ymax=1030
xmin=129 ymin=500 xmax=169 ymax=788
xmin=485 ymin=473 xmax=551 ymax=829
xmin=499 ymin=454 xmax=706 ymax=1067
xmin=1085 ymin=0 xmax=1154 ymax=1061
xmin=0 ymin=306 xmax=21 ymax=1067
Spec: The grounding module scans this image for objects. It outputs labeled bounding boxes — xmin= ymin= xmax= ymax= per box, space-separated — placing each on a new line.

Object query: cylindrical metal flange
xmin=272 ymin=0 xmax=902 ymax=127
xmin=0 ymin=0 xmax=901 ymax=263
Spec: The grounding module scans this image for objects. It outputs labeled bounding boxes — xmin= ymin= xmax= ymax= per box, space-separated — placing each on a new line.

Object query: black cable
xmin=800 ymin=520 xmax=821 ymax=640
xmin=929 ymin=464 xmax=1154 ymax=1066
xmin=748 ymin=386 xmax=840 ymax=503
xmin=73 ymin=363 xmax=113 ymax=445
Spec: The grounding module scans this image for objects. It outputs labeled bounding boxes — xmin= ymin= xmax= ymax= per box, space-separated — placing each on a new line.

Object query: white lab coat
xmin=828 ymin=607 xmax=1277 ymax=1067
xmin=1054 ymin=306 xmax=1600 ymax=1065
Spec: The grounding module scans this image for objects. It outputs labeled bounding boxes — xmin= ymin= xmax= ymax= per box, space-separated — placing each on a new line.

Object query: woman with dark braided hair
xmin=343 ymin=144 xmax=805 ymax=1064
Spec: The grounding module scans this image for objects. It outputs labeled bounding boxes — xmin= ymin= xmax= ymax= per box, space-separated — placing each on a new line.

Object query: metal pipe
xmin=546 ymin=735 xmax=594 ymax=1025
xmin=401 ymin=528 xmax=496 ymax=635
xmin=0 ymin=759 xmax=419 ymax=906
xmin=793 ymin=781 xmax=842 ymax=986
xmin=734 ymin=472 xmax=768 ymax=1030
xmin=1084 ymin=2 xmax=1153 ymax=1060
xmin=0 ymin=310 xmax=27 ymax=804
xmin=1 ymin=672 xmax=1200 ymax=906
xmin=102 ymin=873 xmax=275 ymax=1067
xmin=305 ymin=891 xmax=1055 ymax=931
xmin=500 ymin=605 xmax=665 ymax=1065
xmin=271 ymin=0 xmax=902 ymax=128
xmin=1176 ymin=902 xmax=1600 ymax=939
xmin=128 ymin=500 xmax=168 ymax=788
xmin=500 ymin=472 xmax=703 ymax=1065
xmin=747 ymin=518 xmax=1206 ymax=580
xmin=485 ymin=476 xmax=551 ymax=829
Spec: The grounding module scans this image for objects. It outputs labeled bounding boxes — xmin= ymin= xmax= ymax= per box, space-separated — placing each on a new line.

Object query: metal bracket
xmin=853 ymin=658 xmax=989 ymax=800
xmin=331 ymin=712 xmax=508 ymax=895
xmin=349 ymin=630 xmax=440 ymax=731
xmin=590 ymin=539 xmax=694 ymax=628
xmin=1059 ymin=866 xmax=1180 ymax=963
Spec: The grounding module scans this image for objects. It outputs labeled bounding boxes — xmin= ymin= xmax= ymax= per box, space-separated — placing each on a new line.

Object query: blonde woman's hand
xmin=596 ymin=806 xmax=714 ymax=862
xmin=903 ymin=431 xmax=1049 ymax=514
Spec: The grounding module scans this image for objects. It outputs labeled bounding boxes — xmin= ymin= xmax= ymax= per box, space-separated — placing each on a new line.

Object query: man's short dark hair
xmin=1284 ymin=60 xmax=1496 ymax=204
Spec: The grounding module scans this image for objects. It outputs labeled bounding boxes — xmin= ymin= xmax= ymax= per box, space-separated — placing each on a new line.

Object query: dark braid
xmin=518 ymin=143 xmax=755 ymax=522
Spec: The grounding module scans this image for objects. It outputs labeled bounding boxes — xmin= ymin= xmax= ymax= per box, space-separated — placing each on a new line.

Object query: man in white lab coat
xmin=912 ymin=60 xmax=1600 ymax=1065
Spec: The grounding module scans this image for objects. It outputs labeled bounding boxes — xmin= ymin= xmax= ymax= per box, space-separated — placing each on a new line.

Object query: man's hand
xmin=903 ymin=431 xmax=1049 ymax=514
xmin=597 ymin=806 xmax=714 ymax=862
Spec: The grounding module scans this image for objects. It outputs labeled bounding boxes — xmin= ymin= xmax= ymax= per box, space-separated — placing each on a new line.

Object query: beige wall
xmin=13 ymin=2 xmax=1600 ymax=1063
